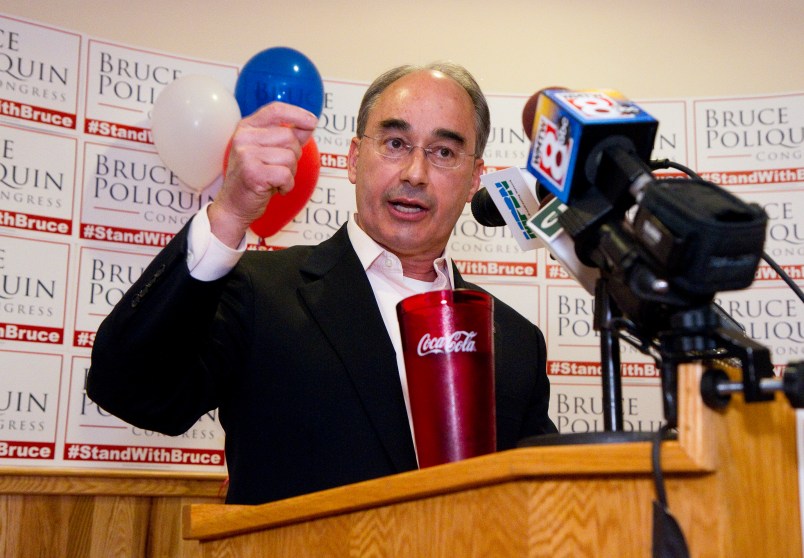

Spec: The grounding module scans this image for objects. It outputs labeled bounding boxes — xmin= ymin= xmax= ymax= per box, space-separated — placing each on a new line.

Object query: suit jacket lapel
xmin=297 ymin=225 xmax=418 ymax=473
xmin=452 ymin=263 xmax=469 ymax=288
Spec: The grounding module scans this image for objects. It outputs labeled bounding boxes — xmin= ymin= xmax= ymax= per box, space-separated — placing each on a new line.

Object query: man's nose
xmin=400 ymin=146 xmax=429 ymax=186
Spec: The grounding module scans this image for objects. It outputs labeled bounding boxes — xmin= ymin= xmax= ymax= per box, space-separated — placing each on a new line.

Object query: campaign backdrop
xmin=1 ymin=13 xmax=801 ymax=477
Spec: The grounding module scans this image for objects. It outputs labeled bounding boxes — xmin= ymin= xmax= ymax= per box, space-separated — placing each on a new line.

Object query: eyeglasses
xmin=361 ymin=134 xmax=474 ymax=169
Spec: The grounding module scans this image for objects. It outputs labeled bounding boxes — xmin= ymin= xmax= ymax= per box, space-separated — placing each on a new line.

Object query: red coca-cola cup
xmin=396 ymin=289 xmax=496 ymax=468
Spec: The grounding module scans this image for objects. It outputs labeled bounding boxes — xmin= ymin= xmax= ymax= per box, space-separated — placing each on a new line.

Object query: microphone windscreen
xmin=521 ymin=92 xmax=541 ymax=140
xmin=521 ymin=87 xmax=568 ymax=140
xmin=471 ymin=188 xmax=506 ymax=227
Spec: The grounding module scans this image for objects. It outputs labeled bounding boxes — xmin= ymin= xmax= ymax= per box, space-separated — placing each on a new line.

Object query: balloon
xmin=249 ymin=138 xmax=321 ymax=238
xmin=235 ymin=47 xmax=324 ymax=118
xmin=151 ymin=75 xmax=241 ymax=191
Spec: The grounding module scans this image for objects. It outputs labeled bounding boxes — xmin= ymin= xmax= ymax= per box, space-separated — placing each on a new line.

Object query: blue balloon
xmin=235 ymin=47 xmax=324 ymax=118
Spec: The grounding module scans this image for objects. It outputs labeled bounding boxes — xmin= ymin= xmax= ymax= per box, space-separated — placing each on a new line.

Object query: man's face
xmin=347 ymin=70 xmax=484 ymax=262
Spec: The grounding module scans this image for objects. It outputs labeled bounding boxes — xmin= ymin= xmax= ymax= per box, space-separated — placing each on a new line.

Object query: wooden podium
xmin=183 ymin=365 xmax=801 ymax=557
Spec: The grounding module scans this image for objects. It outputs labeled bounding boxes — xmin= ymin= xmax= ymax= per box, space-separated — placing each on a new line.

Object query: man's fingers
xmin=233 ymin=122 xmax=297 ymax=148
xmin=212 ymin=101 xmax=316 ymax=227
xmin=243 ymin=102 xmax=319 ymax=135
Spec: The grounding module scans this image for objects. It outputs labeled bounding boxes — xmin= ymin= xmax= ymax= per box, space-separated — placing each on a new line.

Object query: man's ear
xmin=347 ymin=137 xmax=361 ymax=184
xmin=466 ymin=157 xmax=484 ymax=203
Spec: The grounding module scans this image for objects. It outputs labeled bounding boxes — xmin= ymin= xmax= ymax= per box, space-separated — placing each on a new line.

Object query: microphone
xmin=470 ymin=188 xmax=505 ymax=227
xmin=472 ymin=168 xmax=599 ymax=293
xmin=476 ymin=167 xmax=542 ymax=251
xmin=521 ymin=91 xmax=541 ymax=140
xmin=521 ymin=87 xmax=568 ymax=141
xmin=526 ymin=88 xmax=658 ymax=204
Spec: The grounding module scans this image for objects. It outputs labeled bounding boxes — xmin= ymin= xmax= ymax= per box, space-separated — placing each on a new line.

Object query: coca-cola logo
xmin=416 ymin=331 xmax=478 ymax=356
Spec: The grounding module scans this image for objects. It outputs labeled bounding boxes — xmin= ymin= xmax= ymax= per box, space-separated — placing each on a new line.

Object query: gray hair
xmin=356 ymin=62 xmax=491 ymax=158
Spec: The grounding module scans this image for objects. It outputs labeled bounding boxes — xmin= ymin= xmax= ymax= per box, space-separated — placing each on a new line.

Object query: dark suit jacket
xmin=88 ymin=222 xmax=556 ymax=504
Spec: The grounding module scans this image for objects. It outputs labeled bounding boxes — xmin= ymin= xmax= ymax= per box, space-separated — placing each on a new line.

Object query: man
xmin=88 ymin=62 xmax=556 ymax=505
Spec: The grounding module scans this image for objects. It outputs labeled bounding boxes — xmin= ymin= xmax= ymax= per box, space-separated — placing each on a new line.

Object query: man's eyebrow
xmin=377 ymin=118 xmax=410 ymax=132
xmin=377 ymin=120 xmax=467 ymax=146
xmin=433 ymin=128 xmax=467 ymax=146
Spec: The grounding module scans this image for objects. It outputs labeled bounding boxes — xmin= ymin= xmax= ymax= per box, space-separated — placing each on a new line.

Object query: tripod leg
xmin=596 ymin=279 xmax=624 ymax=432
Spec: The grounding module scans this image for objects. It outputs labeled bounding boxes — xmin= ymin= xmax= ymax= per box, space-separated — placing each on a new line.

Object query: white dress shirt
xmin=346 ymin=218 xmax=453 ymax=434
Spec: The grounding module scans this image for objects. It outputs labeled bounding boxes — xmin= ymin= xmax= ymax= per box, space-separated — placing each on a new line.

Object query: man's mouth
xmin=390 ymin=199 xmax=426 ymax=214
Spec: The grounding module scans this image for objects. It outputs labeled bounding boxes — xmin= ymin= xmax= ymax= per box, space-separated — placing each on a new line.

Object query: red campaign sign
xmin=1 ymin=121 xmax=78 ymax=235
xmin=73 ymin=330 xmax=96 ymax=348
xmin=453 ymin=259 xmax=538 ymax=278
xmin=319 ymin=151 xmax=348 ymax=170
xmin=699 ymin=166 xmax=804 ymax=187
xmin=0 ymin=322 xmax=63 ymax=345
xmin=0 ymin=99 xmax=76 ymax=129
xmin=692 ymin=93 xmax=804 ymax=174
xmin=71 ymin=246 xmax=153 ymax=348
xmin=545 ymin=261 xmax=572 ymax=281
xmin=0 ymin=209 xmax=72 ymax=235
xmin=1 ymin=13 xmax=801 ymax=477
xmin=82 ymin=39 xmax=239 ymax=145
xmin=79 ymin=222 xmax=175 ymax=248
xmin=0 ymin=15 xmax=82 ymax=131
xmin=0 ymin=440 xmax=55 ymax=460
xmin=547 ymin=360 xmax=659 ymax=378
xmin=83 ymin=118 xmax=153 ymax=144
xmin=755 ymin=263 xmax=804 ymax=283
xmin=63 ymin=442 xmax=224 ymax=466
xmin=0 ymin=234 xmax=70 ymax=347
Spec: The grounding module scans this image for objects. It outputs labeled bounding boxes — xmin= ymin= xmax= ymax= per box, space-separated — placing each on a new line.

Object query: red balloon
xmin=249 ymin=138 xmax=321 ymax=238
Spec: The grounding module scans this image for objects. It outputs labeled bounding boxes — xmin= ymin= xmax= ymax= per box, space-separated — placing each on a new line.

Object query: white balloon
xmin=151 ymin=75 xmax=241 ymax=191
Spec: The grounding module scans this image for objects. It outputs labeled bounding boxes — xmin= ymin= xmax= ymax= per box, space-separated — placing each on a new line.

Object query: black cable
xmin=651 ymin=422 xmax=672 ymax=506
xmin=651 ymin=422 xmax=691 ymax=557
xmin=762 ymin=252 xmax=804 ymax=304
xmin=649 ymin=159 xmax=702 ymax=181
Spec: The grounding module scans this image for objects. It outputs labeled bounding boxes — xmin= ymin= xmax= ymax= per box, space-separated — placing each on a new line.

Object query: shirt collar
xmin=347 ymin=217 xmax=455 ymax=286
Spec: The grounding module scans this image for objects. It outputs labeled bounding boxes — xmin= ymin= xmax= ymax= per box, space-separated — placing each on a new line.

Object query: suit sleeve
xmin=86 ymin=222 xmax=245 ymax=435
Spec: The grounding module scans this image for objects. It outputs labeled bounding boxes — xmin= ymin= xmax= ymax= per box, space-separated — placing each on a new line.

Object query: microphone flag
xmin=526 ymin=196 xmax=599 ymax=294
xmin=527 ymin=89 xmax=658 ymax=204
xmin=477 ymin=167 xmax=543 ymax=251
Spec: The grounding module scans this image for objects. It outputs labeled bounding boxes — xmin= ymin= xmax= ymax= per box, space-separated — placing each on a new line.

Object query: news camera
xmin=525 ymin=89 xmax=803 ymax=430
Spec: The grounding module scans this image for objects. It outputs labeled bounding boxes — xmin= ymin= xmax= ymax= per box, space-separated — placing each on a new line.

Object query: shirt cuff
xmin=186 ymin=203 xmax=246 ymax=281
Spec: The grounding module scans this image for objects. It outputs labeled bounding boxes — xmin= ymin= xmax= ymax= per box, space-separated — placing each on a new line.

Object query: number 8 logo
xmin=568 ymin=95 xmax=615 ymax=117
xmin=538 ymin=124 xmax=569 ymax=184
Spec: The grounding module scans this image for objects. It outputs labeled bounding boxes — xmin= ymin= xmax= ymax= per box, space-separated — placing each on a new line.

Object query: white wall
xmin=4 ymin=0 xmax=804 ymax=98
